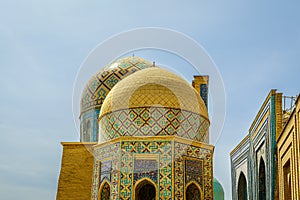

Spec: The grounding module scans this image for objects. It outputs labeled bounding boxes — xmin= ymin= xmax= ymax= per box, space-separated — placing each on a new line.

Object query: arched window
xmin=186 ymin=182 xmax=202 ymax=200
xmin=258 ymin=158 xmax=266 ymax=200
xmin=237 ymin=172 xmax=247 ymax=200
xmin=99 ymin=181 xmax=110 ymax=200
xmin=135 ymin=179 xmax=156 ymax=200
xmin=85 ymin=120 xmax=91 ymax=141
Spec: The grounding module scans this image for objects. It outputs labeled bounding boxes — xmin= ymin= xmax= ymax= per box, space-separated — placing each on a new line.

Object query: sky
xmin=0 ymin=0 xmax=299 ymax=199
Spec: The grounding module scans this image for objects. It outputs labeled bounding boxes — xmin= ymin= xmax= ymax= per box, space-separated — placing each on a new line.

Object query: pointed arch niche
xmin=185 ymin=181 xmax=203 ymax=200
xmin=258 ymin=158 xmax=266 ymax=200
xmin=98 ymin=180 xmax=110 ymax=200
xmin=237 ymin=172 xmax=247 ymax=200
xmin=134 ymin=178 xmax=157 ymax=200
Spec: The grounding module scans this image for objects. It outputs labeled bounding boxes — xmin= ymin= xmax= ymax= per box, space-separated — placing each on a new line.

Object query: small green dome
xmin=213 ymin=178 xmax=224 ymax=200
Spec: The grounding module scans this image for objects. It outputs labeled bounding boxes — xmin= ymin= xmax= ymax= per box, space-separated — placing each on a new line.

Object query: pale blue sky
xmin=0 ymin=1 xmax=299 ymax=199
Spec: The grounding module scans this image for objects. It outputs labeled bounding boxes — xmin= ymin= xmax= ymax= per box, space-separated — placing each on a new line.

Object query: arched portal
xmin=237 ymin=172 xmax=247 ymax=200
xmin=135 ymin=179 xmax=156 ymax=200
xmin=258 ymin=158 xmax=266 ymax=200
xmin=186 ymin=182 xmax=202 ymax=200
xmin=99 ymin=181 xmax=110 ymax=200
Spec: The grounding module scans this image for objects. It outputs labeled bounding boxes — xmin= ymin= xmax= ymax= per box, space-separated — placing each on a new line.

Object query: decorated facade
xmin=230 ymin=90 xmax=299 ymax=200
xmin=276 ymin=95 xmax=300 ymax=199
xmin=57 ymin=56 xmax=223 ymax=200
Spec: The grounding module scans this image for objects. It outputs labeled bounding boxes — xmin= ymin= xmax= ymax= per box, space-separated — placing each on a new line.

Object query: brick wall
xmin=56 ymin=142 xmax=96 ymax=200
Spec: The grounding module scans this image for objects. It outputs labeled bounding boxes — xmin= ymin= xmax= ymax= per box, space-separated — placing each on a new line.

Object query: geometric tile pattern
xmin=99 ymin=107 xmax=209 ymax=143
xmin=79 ymin=57 xmax=214 ymax=200
xmin=100 ymin=160 xmax=112 ymax=183
xmin=80 ymin=56 xmax=152 ymax=142
xmin=92 ymin=143 xmax=120 ymax=200
xmin=120 ymin=140 xmax=172 ymax=200
xmin=92 ymin=139 xmax=213 ymax=200
xmin=185 ymin=158 xmax=204 ymax=188
xmin=99 ymin=67 xmax=209 ymax=121
xmin=81 ymin=56 xmax=153 ymax=113
xmin=174 ymin=142 xmax=213 ymax=200
xmin=134 ymin=158 xmax=158 ymax=183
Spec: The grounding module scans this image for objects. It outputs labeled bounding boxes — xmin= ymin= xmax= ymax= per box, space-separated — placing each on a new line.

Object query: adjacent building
xmin=277 ymin=95 xmax=300 ymax=199
xmin=230 ymin=90 xmax=282 ymax=200
xmin=230 ymin=90 xmax=299 ymax=200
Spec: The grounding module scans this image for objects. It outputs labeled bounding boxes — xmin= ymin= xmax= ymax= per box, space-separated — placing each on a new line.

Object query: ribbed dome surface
xmin=80 ymin=56 xmax=153 ymax=114
xmin=98 ymin=67 xmax=210 ymax=143
xmin=213 ymin=178 xmax=225 ymax=200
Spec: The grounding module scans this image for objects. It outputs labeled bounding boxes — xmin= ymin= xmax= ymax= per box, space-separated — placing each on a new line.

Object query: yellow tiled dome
xmin=98 ymin=67 xmax=210 ymax=143
xmin=100 ymin=67 xmax=208 ymax=119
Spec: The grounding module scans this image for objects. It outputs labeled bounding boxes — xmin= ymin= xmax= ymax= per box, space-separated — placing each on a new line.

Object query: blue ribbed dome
xmin=80 ymin=56 xmax=153 ymax=113
xmin=213 ymin=178 xmax=224 ymax=200
xmin=79 ymin=56 xmax=153 ymax=142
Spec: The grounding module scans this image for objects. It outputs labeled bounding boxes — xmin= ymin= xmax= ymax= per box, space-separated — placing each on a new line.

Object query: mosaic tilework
xmin=100 ymin=161 xmax=112 ymax=183
xmin=120 ymin=140 xmax=172 ymax=200
xmin=100 ymin=67 xmax=209 ymax=120
xmin=200 ymin=84 xmax=208 ymax=107
xmin=134 ymin=159 xmax=158 ymax=183
xmin=185 ymin=158 xmax=204 ymax=188
xmin=99 ymin=107 xmax=209 ymax=143
xmin=174 ymin=142 xmax=213 ymax=200
xmin=80 ymin=109 xmax=100 ymax=142
xmin=92 ymin=139 xmax=213 ymax=200
xmin=92 ymin=143 xmax=120 ymax=200
xmin=81 ymin=57 xmax=153 ymax=113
